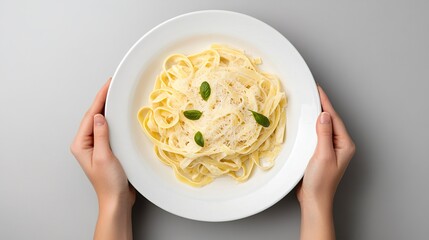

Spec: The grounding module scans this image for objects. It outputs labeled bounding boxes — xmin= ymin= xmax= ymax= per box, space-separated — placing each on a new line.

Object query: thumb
xmin=93 ymin=114 xmax=113 ymax=161
xmin=315 ymin=112 xmax=334 ymax=157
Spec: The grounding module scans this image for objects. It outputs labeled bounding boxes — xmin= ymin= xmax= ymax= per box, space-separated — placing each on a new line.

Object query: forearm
xmin=300 ymin=200 xmax=335 ymax=240
xmin=94 ymin=199 xmax=133 ymax=240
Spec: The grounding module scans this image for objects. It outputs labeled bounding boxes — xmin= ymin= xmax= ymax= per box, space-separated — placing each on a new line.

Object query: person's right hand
xmin=297 ymin=86 xmax=355 ymax=240
xmin=296 ymin=86 xmax=356 ymax=208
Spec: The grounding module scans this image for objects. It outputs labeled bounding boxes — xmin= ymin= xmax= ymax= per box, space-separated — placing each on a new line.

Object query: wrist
xmin=98 ymin=195 xmax=133 ymax=215
xmin=299 ymin=196 xmax=333 ymax=215
xmin=95 ymin=194 xmax=134 ymax=240
xmin=299 ymin=197 xmax=336 ymax=240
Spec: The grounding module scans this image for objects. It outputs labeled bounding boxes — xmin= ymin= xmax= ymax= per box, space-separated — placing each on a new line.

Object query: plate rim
xmin=106 ymin=10 xmax=321 ymax=222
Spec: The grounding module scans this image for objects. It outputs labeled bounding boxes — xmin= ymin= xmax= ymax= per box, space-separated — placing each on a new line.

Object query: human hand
xmin=70 ymin=78 xmax=135 ymax=211
xmin=296 ymin=86 xmax=356 ymax=209
xmin=296 ymin=86 xmax=355 ymax=240
xmin=71 ymin=78 xmax=135 ymax=239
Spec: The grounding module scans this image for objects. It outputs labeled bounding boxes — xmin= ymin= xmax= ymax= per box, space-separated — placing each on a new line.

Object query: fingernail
xmin=320 ymin=112 xmax=331 ymax=124
xmin=94 ymin=114 xmax=105 ymax=126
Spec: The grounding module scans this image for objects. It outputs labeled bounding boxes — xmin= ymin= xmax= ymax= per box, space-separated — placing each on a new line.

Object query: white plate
xmin=105 ymin=10 xmax=320 ymax=222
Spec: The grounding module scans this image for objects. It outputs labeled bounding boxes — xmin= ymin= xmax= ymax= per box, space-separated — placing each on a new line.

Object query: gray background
xmin=1 ymin=0 xmax=428 ymax=239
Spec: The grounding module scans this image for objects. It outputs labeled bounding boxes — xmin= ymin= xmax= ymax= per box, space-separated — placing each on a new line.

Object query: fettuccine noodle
xmin=138 ymin=44 xmax=287 ymax=187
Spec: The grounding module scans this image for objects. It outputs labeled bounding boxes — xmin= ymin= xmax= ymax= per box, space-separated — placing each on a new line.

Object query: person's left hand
xmin=70 ymin=78 xmax=135 ymax=209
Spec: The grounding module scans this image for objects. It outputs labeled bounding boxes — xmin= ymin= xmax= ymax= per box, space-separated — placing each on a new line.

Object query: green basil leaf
xmin=183 ymin=110 xmax=202 ymax=120
xmin=194 ymin=131 xmax=204 ymax=147
xmin=200 ymin=81 xmax=211 ymax=101
xmin=249 ymin=110 xmax=270 ymax=127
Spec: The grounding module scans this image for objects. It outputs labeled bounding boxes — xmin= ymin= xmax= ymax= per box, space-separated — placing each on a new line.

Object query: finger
xmin=75 ymin=78 xmax=112 ymax=143
xmin=318 ymin=86 xmax=355 ymax=167
xmin=70 ymin=139 xmax=92 ymax=171
xmin=92 ymin=114 xmax=113 ymax=166
xmin=318 ymin=86 xmax=351 ymax=140
xmin=315 ymin=112 xmax=335 ymax=161
xmin=88 ymin=78 xmax=111 ymax=115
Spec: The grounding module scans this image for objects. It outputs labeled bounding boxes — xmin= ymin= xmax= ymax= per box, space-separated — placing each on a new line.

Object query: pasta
xmin=138 ymin=44 xmax=287 ymax=187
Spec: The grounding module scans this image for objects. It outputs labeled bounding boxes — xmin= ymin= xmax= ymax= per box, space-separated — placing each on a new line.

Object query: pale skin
xmin=71 ymin=79 xmax=355 ymax=240
xmin=70 ymin=79 xmax=135 ymax=240
xmin=297 ymin=86 xmax=356 ymax=240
